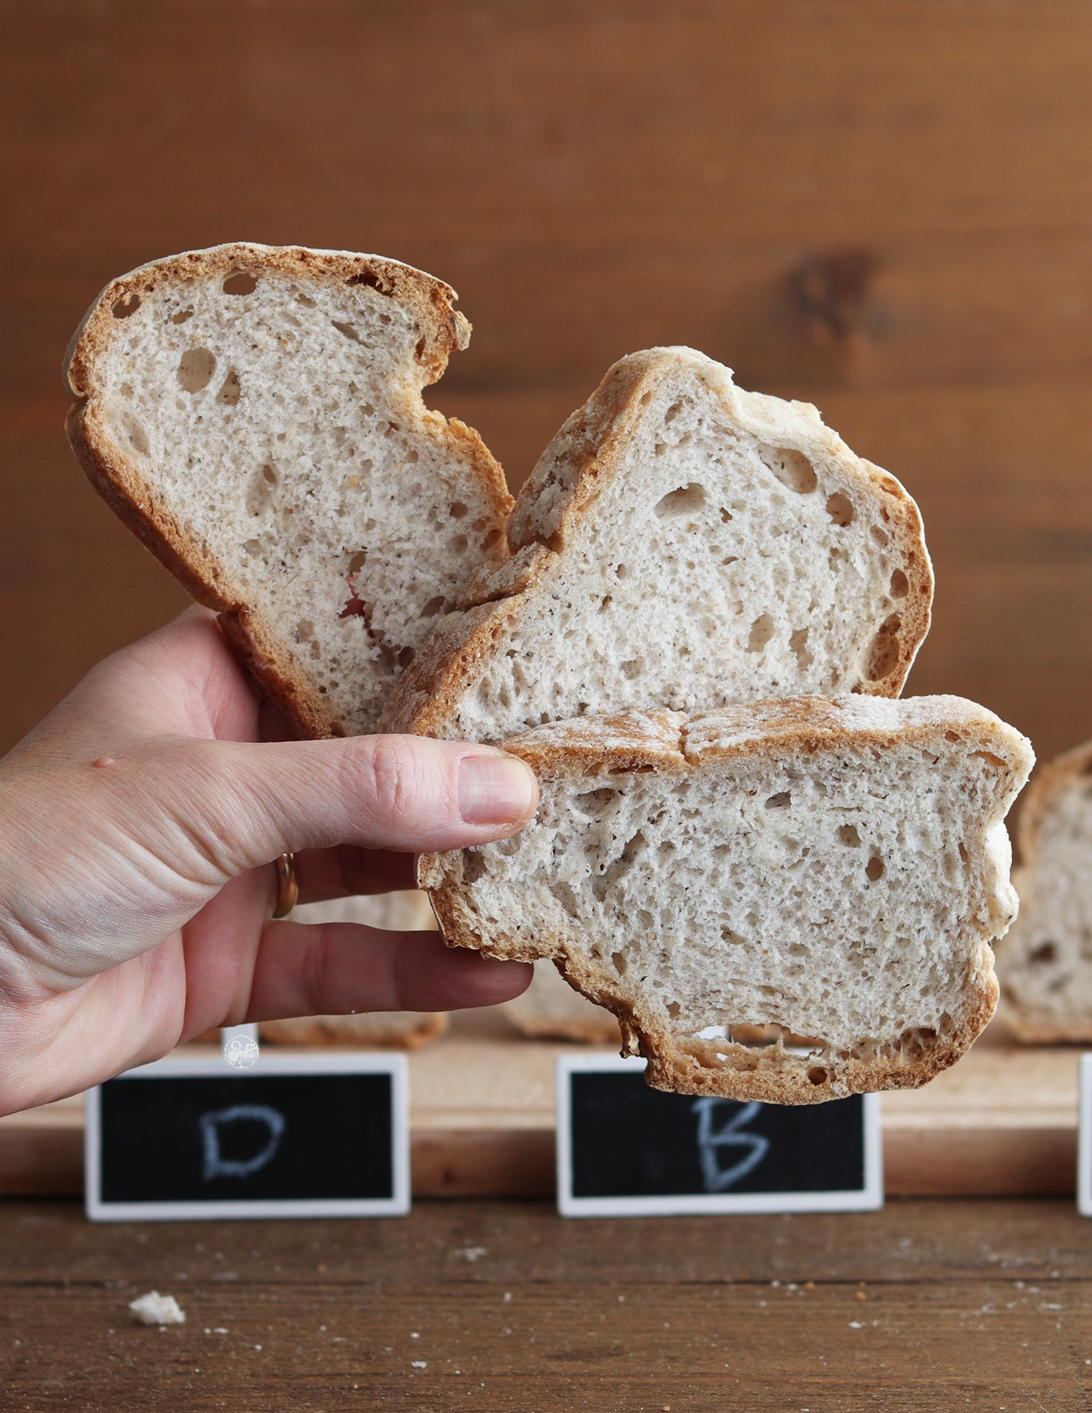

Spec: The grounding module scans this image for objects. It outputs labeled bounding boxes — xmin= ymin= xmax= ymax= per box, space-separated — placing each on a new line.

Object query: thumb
xmin=129 ymin=732 xmax=539 ymax=878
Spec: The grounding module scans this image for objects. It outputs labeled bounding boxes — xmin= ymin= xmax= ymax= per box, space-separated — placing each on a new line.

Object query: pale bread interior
xmin=66 ymin=245 xmax=510 ymax=736
xmin=382 ymin=348 xmax=932 ymax=741
xmin=421 ymin=698 xmax=1033 ymax=1102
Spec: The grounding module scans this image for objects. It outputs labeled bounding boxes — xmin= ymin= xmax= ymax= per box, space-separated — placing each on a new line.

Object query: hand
xmin=0 ymin=608 xmax=537 ymax=1115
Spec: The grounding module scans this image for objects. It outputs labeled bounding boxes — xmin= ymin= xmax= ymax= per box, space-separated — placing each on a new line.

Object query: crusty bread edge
xmin=418 ymin=701 xmax=1033 ymax=1103
xmin=380 ymin=347 xmax=934 ymax=738
xmin=64 ymin=242 xmax=512 ymax=740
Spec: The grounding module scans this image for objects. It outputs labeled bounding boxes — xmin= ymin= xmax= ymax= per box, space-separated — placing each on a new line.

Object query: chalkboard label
xmin=85 ymin=1052 xmax=409 ymax=1221
xmin=1078 ymin=1055 xmax=1092 ymax=1216
xmin=555 ymin=1054 xmax=883 ymax=1217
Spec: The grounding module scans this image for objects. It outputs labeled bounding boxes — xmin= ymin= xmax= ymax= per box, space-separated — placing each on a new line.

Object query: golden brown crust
xmin=64 ymin=242 xmax=510 ymax=740
xmin=380 ymin=348 xmax=934 ymax=738
xmin=419 ymin=701 xmax=1032 ymax=1103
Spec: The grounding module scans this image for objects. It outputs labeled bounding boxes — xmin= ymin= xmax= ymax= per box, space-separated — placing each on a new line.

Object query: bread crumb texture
xmin=420 ymin=697 xmax=1033 ymax=1103
xmin=382 ymin=347 xmax=933 ymax=740
xmin=65 ymin=243 xmax=510 ymax=737
xmin=996 ymin=738 xmax=1092 ymax=1041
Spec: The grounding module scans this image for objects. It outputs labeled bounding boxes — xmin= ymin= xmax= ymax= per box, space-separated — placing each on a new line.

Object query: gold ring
xmin=272 ymin=852 xmax=299 ymax=919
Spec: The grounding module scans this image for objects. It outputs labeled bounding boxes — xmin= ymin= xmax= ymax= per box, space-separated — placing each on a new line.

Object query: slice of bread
xmin=380 ymin=347 xmax=932 ymax=741
xmin=502 ymin=958 xmax=622 ymax=1043
xmin=257 ymin=890 xmax=448 ymax=1048
xmin=996 ymin=740 xmax=1092 ymax=1041
xmin=418 ymin=698 xmax=1033 ymax=1103
xmin=65 ymin=243 xmax=512 ymax=738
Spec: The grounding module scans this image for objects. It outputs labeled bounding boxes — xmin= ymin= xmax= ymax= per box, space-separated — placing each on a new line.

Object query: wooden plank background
xmin=5 ymin=0 xmax=1092 ymax=767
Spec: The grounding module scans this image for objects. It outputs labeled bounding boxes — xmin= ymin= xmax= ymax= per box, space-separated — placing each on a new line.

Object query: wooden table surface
xmin=2 ymin=1196 xmax=1091 ymax=1410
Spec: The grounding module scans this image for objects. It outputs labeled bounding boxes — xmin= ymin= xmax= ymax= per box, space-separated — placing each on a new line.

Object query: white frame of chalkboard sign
xmin=84 ymin=1051 xmax=410 ymax=1221
xmin=1078 ymin=1055 xmax=1092 ymax=1217
xmin=555 ymin=1053 xmax=884 ymax=1217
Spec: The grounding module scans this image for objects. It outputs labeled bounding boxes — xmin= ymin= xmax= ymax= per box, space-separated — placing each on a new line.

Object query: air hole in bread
xmin=866 ymin=855 xmax=885 ymax=881
xmin=462 ymin=851 xmax=487 ymax=884
xmin=449 ymin=502 xmax=468 ymax=519
xmin=223 ymin=272 xmax=257 ymax=296
xmin=719 ymin=506 xmax=732 ymax=523
xmin=246 ymin=468 xmax=275 ymax=516
xmin=765 ymin=792 xmax=791 ymax=809
xmin=242 ymin=538 xmax=261 ymax=557
xmin=620 ymin=658 xmax=643 ymax=680
xmin=177 ymin=348 xmax=217 ymax=393
xmin=397 ymin=646 xmax=415 ymax=668
xmin=216 ymin=369 xmax=241 ymax=406
xmin=890 ymin=568 xmax=909 ymax=598
xmin=296 ymin=620 xmax=314 ymax=641
xmin=420 ymin=595 xmax=446 ymax=618
xmin=826 ymin=492 xmax=854 ymax=526
xmin=171 ymin=307 xmax=194 ymax=325
xmin=331 ymin=319 xmax=361 ymax=343
xmin=639 ymin=390 xmax=652 ymax=405
xmin=958 ymin=842 xmax=969 ymax=864
xmin=120 ymin=415 xmax=149 ymax=455
xmin=654 ymin=482 xmax=708 ymax=518
xmin=871 ymin=525 xmax=889 ymax=546
xmin=865 ymin=613 xmax=902 ymax=680
xmin=450 ymin=534 xmax=468 ymax=553
xmin=615 ymin=563 xmax=628 ymax=579
xmin=415 ymin=337 xmax=427 ymax=361
xmin=758 ymin=445 xmax=817 ymax=495
xmin=346 ymin=270 xmax=392 ymax=293
xmin=482 ymin=527 xmax=502 ymax=549
xmin=598 ymin=594 xmax=612 ymax=613
xmin=971 ymin=750 xmax=1007 ymax=771
xmin=747 ymin=614 xmax=775 ymax=653
xmin=789 ymin=626 xmax=813 ymax=670
xmin=590 ymin=831 xmax=647 ymax=903
xmin=807 ymin=1066 xmax=828 ymax=1085
xmin=574 ymin=788 xmax=621 ymax=817
xmin=111 ymin=294 xmax=141 ymax=318
xmin=348 ymin=549 xmax=367 ymax=573
xmin=1030 ymin=940 xmax=1058 ymax=964
xmin=880 ymin=477 xmax=902 ymax=498
xmin=838 ymin=824 xmax=862 ymax=847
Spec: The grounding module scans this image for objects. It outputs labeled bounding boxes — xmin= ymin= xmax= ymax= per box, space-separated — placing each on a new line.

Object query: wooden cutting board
xmin=0 ymin=1011 xmax=1080 ymax=1199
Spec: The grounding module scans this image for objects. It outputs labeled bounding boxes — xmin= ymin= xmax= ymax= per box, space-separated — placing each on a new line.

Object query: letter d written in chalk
xmin=199 ymin=1104 xmax=286 ymax=1182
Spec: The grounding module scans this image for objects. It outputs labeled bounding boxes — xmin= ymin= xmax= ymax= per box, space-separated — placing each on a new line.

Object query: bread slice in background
xmin=258 ymin=890 xmax=448 ymax=1048
xmin=419 ymin=698 xmax=1033 ymax=1103
xmin=381 ymin=347 xmax=932 ymax=741
xmin=502 ymin=958 xmax=622 ymax=1043
xmin=996 ymin=739 xmax=1092 ymax=1041
xmin=65 ymin=243 xmax=511 ymax=738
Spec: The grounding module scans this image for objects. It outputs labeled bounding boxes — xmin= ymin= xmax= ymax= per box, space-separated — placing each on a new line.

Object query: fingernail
xmin=458 ymin=753 xmax=536 ymax=825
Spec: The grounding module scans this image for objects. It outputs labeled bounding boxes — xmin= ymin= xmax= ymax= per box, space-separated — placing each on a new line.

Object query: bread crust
xmin=65 ymin=242 xmax=511 ymax=739
xmin=380 ymin=347 xmax=933 ymax=738
xmin=419 ymin=699 xmax=1033 ymax=1103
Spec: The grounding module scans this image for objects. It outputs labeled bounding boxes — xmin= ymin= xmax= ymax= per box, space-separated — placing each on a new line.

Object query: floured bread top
xmin=65 ymin=243 xmax=511 ymax=737
xmin=996 ymin=739 xmax=1092 ymax=1041
xmin=381 ymin=347 xmax=933 ymax=742
xmin=420 ymin=697 xmax=1033 ymax=1103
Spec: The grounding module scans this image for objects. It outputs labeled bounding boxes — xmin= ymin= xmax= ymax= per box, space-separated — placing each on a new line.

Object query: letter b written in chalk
xmin=199 ymin=1104 xmax=286 ymax=1182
